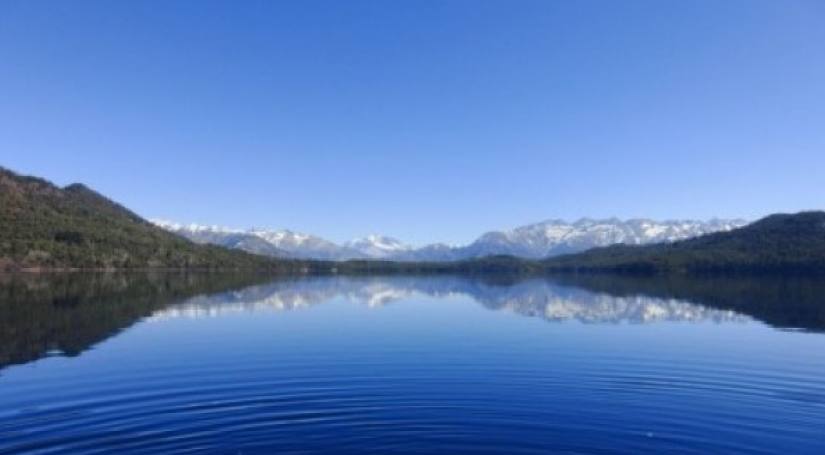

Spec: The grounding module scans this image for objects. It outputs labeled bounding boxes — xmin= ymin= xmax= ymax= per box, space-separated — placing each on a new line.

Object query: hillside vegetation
xmin=0 ymin=168 xmax=316 ymax=271
xmin=544 ymin=212 xmax=825 ymax=274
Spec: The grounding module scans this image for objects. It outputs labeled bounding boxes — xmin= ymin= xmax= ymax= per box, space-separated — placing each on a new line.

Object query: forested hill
xmin=544 ymin=212 xmax=825 ymax=274
xmin=0 ymin=167 xmax=316 ymax=271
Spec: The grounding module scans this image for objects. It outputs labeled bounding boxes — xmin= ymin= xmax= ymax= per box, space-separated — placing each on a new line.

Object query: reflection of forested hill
xmin=0 ymin=273 xmax=274 ymax=369
xmin=4 ymin=273 xmax=825 ymax=371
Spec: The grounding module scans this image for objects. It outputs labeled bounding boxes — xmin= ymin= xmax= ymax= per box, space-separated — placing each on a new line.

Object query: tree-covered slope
xmin=0 ymin=167 xmax=310 ymax=271
xmin=544 ymin=212 xmax=825 ymax=273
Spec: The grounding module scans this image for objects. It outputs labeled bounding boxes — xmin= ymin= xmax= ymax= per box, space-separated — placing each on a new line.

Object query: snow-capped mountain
xmin=345 ymin=235 xmax=411 ymax=259
xmin=246 ymin=229 xmax=354 ymax=260
xmin=153 ymin=217 xmax=748 ymax=261
xmin=151 ymin=220 xmax=287 ymax=257
xmin=454 ymin=218 xmax=748 ymax=259
xmin=152 ymin=220 xmax=355 ymax=259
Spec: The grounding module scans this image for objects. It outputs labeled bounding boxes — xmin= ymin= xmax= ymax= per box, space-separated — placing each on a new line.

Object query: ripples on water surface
xmin=1 ymin=273 xmax=824 ymax=454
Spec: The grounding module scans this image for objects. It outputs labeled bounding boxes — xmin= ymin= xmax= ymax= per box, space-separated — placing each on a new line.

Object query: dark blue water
xmin=1 ymin=274 xmax=824 ymax=453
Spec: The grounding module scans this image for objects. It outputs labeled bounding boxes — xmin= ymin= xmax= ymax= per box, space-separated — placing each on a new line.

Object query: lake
xmin=1 ymin=273 xmax=824 ymax=453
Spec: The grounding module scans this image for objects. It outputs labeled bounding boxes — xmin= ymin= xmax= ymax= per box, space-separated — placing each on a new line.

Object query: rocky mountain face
xmin=456 ymin=218 xmax=747 ymax=259
xmin=154 ymin=218 xmax=747 ymax=261
xmin=345 ymin=235 xmax=411 ymax=259
xmin=153 ymin=221 xmax=361 ymax=260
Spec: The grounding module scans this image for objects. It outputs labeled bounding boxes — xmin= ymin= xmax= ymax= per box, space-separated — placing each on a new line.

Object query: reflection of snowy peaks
xmin=152 ymin=218 xmax=747 ymax=261
xmin=345 ymin=283 xmax=415 ymax=307
xmin=148 ymin=277 xmax=748 ymax=324
xmin=487 ymin=288 xmax=743 ymax=324
xmin=148 ymin=279 xmax=419 ymax=320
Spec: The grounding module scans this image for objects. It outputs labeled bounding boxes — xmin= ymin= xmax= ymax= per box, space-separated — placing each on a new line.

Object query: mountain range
xmin=153 ymin=218 xmax=748 ymax=261
xmin=4 ymin=166 xmax=823 ymax=275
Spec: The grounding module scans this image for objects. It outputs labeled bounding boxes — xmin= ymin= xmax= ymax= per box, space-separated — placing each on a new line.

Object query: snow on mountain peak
xmin=461 ymin=218 xmax=748 ymax=258
xmin=154 ymin=217 xmax=749 ymax=262
xmin=346 ymin=234 xmax=411 ymax=258
xmin=150 ymin=219 xmax=242 ymax=234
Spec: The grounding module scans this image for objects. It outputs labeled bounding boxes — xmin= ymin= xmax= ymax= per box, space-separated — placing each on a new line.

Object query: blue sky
xmin=1 ymin=1 xmax=823 ymax=245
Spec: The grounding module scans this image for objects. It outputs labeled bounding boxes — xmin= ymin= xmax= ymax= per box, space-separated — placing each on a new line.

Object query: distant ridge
xmin=155 ymin=217 xmax=747 ymax=261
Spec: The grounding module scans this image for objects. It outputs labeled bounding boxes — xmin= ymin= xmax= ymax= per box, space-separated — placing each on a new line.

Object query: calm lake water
xmin=1 ymin=273 xmax=824 ymax=454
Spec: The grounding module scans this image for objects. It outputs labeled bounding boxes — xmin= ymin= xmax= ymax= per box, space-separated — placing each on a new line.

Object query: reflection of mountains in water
xmin=150 ymin=277 xmax=748 ymax=325
xmin=3 ymin=273 xmax=825 ymax=371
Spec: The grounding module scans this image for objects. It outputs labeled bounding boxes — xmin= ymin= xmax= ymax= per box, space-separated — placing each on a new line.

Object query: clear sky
xmin=1 ymin=1 xmax=823 ymax=245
